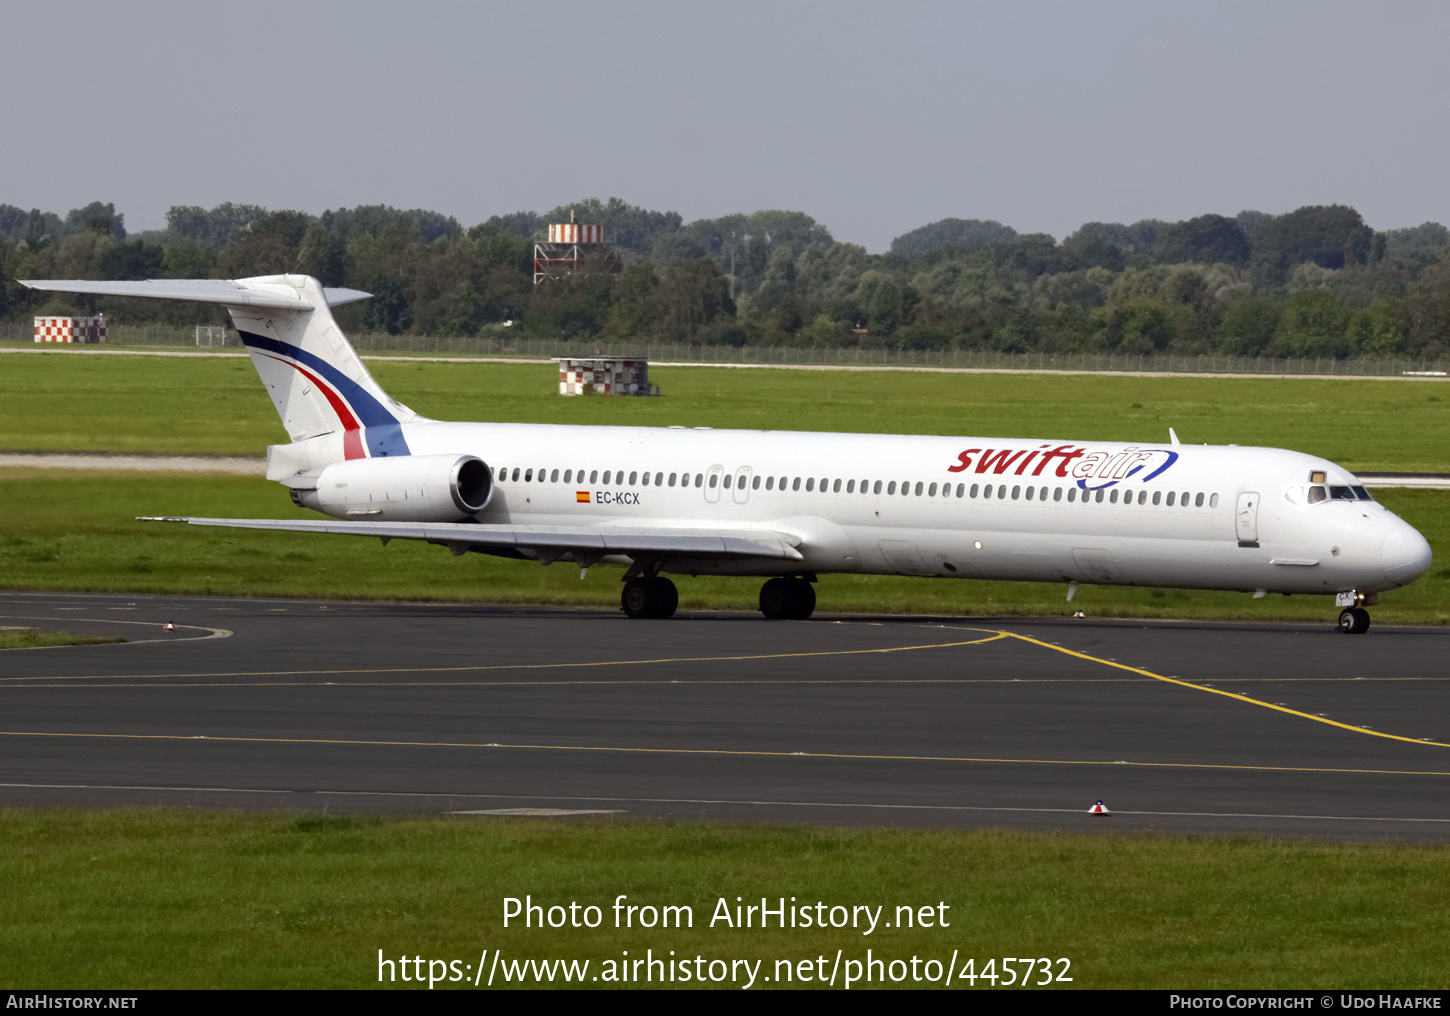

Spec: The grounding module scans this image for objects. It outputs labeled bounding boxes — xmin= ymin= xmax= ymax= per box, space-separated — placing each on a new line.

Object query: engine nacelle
xmin=294 ymin=454 xmax=492 ymax=522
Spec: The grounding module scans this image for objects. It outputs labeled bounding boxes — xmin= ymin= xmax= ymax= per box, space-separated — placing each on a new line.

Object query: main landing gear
xmin=621 ymin=577 xmax=679 ymax=619
xmin=1337 ymin=607 xmax=1371 ymax=635
xmin=759 ymin=577 xmax=816 ymax=620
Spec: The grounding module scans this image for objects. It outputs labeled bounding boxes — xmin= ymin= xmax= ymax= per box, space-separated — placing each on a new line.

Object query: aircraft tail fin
xmin=18 ymin=274 xmax=421 ymax=462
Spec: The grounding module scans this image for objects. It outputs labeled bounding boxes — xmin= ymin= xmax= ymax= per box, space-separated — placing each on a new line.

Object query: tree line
xmin=3 ymin=196 xmax=1449 ymax=358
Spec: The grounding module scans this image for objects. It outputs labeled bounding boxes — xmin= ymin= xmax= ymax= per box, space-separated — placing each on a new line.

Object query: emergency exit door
xmin=1236 ymin=491 xmax=1259 ymax=547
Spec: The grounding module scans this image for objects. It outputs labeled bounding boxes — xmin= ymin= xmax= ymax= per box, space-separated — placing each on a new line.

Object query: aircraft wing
xmin=138 ymin=517 xmax=805 ymax=562
xmin=19 ymin=279 xmax=371 ymax=310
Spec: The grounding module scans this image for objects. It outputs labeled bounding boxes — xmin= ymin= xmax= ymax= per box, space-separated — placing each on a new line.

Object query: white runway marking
xmin=0 ymin=614 xmax=232 ymax=647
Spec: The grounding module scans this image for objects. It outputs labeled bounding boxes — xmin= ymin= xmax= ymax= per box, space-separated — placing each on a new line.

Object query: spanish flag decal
xmin=576 ymin=491 xmax=590 ymax=503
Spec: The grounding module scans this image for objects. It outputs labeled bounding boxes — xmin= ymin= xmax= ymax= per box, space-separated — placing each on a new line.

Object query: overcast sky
xmin=6 ymin=1 xmax=1447 ymax=251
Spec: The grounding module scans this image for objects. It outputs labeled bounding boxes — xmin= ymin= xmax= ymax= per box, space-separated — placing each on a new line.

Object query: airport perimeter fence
xmin=3 ymin=321 xmax=1447 ymax=378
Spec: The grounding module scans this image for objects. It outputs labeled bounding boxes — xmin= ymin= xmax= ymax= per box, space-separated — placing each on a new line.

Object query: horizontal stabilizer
xmin=139 ymin=517 xmax=805 ymax=561
xmin=19 ymin=278 xmax=371 ymax=310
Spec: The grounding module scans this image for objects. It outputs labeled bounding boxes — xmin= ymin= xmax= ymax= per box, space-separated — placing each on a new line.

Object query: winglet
xmin=1169 ymin=427 xmax=1180 ymax=446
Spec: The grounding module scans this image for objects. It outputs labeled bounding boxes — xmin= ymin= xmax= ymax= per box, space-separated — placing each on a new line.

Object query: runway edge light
xmin=1089 ymin=800 xmax=1111 ymax=816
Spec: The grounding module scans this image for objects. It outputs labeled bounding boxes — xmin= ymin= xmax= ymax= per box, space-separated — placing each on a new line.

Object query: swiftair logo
xmin=948 ymin=444 xmax=1178 ymax=491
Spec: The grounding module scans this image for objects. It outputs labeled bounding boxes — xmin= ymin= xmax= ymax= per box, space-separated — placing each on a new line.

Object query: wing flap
xmin=138 ymin=517 xmax=805 ymax=561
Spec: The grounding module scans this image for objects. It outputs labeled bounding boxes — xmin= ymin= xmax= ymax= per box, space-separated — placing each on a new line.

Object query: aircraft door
xmin=1235 ymin=491 xmax=1259 ymax=546
xmin=704 ymin=465 xmax=724 ymax=504
xmin=732 ymin=466 xmax=752 ymax=504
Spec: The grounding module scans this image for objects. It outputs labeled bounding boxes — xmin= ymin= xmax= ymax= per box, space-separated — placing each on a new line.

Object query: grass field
xmin=0 ymin=628 xmax=124 ymax=649
xmin=2 ymin=810 xmax=1449 ymax=989
xmin=3 ymin=353 xmax=1449 ymax=471
xmin=1 ymin=470 xmax=1446 ymax=622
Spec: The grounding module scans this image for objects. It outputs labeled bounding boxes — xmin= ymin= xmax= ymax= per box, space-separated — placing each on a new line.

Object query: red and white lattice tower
xmin=34 ymin=315 xmax=107 ymax=343
xmin=533 ymin=210 xmax=619 ymax=284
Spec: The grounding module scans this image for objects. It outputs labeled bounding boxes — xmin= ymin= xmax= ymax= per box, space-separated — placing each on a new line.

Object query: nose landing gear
xmin=1337 ymin=607 xmax=1371 ymax=634
xmin=759 ymin=576 xmax=816 ymax=620
xmin=1334 ymin=590 xmax=1376 ymax=634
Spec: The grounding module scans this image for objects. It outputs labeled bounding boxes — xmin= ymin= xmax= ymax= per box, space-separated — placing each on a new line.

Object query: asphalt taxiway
xmin=2 ymin=590 xmax=1448 ymax=839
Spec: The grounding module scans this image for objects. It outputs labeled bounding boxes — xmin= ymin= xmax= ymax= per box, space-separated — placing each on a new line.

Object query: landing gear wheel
xmin=621 ymin=577 xmax=679 ymax=619
xmin=788 ymin=580 xmax=816 ymax=620
xmin=1337 ymin=606 xmax=1370 ymax=634
xmin=759 ymin=577 xmax=816 ymax=620
xmin=759 ymin=578 xmax=792 ymax=620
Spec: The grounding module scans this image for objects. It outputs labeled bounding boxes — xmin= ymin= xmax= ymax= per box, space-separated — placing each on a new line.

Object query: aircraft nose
xmin=1382 ymin=524 xmax=1432 ymax=586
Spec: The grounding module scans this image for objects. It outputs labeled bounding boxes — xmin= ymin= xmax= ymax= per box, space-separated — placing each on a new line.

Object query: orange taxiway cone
xmin=163 ymin=622 xmax=177 ymax=633
xmin=1089 ymin=800 xmax=1110 ymax=816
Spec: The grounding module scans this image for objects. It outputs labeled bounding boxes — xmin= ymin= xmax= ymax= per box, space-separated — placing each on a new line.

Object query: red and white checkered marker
xmin=163 ymin=622 xmax=176 ymax=632
xmin=1089 ymin=800 xmax=1110 ymax=815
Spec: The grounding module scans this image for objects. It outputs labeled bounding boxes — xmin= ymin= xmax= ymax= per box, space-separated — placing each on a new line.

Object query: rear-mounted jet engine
xmin=292 ymin=454 xmax=492 ymax=522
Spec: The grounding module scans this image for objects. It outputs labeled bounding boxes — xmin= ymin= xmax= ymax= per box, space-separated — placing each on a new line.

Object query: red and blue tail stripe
xmin=240 ymin=331 xmax=410 ymax=459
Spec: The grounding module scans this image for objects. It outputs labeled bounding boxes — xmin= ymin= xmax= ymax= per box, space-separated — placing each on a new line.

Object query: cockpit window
xmin=1307 ymin=485 xmax=1327 ymax=504
xmin=1329 ymin=485 xmax=1356 ymax=500
xmin=1352 ymin=486 xmax=1374 ymax=501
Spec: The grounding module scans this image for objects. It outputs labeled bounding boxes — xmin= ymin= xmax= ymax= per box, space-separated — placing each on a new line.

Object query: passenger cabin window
xmin=722 ymin=474 xmax=731 ymax=489
xmin=695 ymin=473 xmax=704 ymax=487
xmin=629 ymin=471 xmax=638 ymax=485
xmin=793 ymin=477 xmax=801 ymax=491
xmin=874 ymin=480 xmax=883 ymax=494
xmin=710 ymin=474 xmax=719 ymax=488
xmin=753 ymin=476 xmax=761 ymax=490
xmin=668 ymin=473 xmax=677 ymax=487
xmin=766 ymin=476 xmax=775 ymax=490
xmin=655 ymin=472 xmax=664 ymax=486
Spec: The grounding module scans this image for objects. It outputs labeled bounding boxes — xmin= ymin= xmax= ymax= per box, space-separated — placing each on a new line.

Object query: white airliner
xmin=21 ymin=274 xmax=1433 ymax=632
